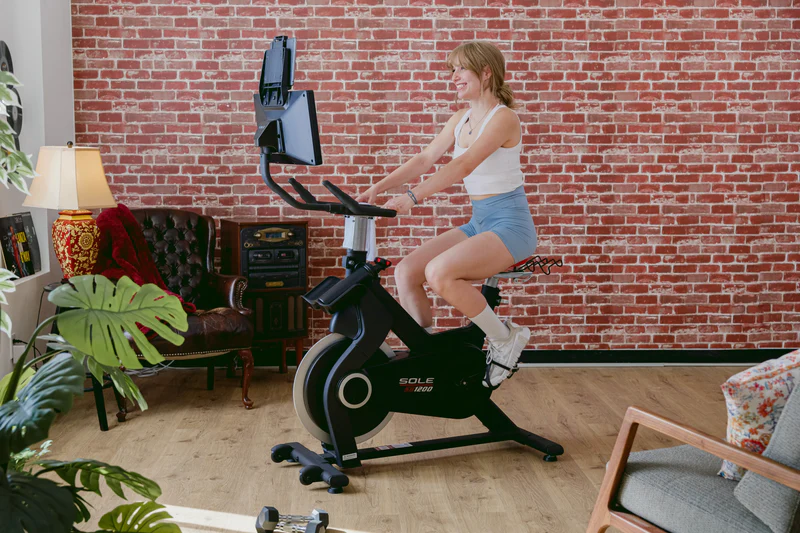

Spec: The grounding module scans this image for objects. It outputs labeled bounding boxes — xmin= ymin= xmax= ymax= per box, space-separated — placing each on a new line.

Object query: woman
xmin=356 ymin=41 xmax=537 ymax=389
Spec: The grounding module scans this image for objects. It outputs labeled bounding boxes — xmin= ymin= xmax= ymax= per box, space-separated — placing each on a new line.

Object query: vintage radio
xmin=221 ymin=219 xmax=309 ymax=367
xmin=240 ymin=224 xmax=307 ymax=290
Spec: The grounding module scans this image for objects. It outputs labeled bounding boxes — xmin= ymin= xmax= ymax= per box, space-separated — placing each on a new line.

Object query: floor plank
xmin=45 ymin=365 xmax=744 ymax=533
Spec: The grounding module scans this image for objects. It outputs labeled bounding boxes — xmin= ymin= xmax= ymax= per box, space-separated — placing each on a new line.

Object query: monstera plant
xmin=0 ymin=274 xmax=188 ymax=532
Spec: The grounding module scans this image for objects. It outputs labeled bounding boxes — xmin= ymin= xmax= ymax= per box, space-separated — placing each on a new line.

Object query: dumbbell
xmin=281 ymin=510 xmax=329 ymax=528
xmin=256 ymin=507 xmax=329 ymax=533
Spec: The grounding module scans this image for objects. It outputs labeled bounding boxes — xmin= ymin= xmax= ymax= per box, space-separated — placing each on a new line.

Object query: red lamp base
xmin=52 ymin=210 xmax=101 ymax=279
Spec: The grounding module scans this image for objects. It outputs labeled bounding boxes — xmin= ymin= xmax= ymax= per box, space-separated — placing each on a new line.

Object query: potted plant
xmin=0 ymin=69 xmax=186 ymax=533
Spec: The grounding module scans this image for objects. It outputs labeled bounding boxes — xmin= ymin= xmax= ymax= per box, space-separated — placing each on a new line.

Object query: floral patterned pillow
xmin=719 ymin=349 xmax=800 ymax=481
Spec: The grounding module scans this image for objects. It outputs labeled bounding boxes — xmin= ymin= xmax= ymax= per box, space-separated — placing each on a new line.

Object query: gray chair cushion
xmin=615 ymin=445 xmax=771 ymax=533
xmin=735 ymin=388 xmax=800 ymax=533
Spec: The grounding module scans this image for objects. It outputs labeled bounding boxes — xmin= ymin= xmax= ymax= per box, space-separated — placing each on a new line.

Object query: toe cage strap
xmin=488 ymin=360 xmax=514 ymax=372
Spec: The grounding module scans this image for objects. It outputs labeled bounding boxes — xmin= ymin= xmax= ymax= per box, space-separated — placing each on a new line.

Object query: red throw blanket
xmin=94 ymin=204 xmax=196 ymax=317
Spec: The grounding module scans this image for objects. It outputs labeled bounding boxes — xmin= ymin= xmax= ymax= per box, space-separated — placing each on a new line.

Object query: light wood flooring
xmin=48 ymin=365 xmax=744 ymax=533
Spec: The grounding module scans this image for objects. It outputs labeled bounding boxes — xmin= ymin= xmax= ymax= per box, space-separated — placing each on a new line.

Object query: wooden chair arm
xmin=626 ymin=406 xmax=800 ymax=491
xmin=587 ymin=405 xmax=800 ymax=533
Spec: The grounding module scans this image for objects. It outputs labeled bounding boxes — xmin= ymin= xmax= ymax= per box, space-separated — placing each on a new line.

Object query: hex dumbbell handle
xmin=280 ymin=509 xmax=329 ymax=528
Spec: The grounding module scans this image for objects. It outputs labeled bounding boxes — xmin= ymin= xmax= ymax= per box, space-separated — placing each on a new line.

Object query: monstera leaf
xmin=98 ymin=501 xmax=181 ymax=533
xmin=49 ymin=275 xmax=188 ymax=370
xmin=0 ymin=353 xmax=84 ymax=459
xmin=41 ymin=334 xmax=149 ymax=411
xmin=34 ymin=459 xmax=161 ymax=501
xmin=89 ymin=358 xmax=149 ymax=410
xmin=0 ymin=470 xmax=76 ymax=533
xmin=0 ymin=367 xmax=35 ymax=403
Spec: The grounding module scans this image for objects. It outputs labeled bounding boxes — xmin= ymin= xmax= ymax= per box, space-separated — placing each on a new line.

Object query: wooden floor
xmin=48 ymin=365 xmax=743 ymax=533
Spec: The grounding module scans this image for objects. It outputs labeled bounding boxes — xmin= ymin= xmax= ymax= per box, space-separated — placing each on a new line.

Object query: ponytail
xmin=496 ymin=82 xmax=519 ymax=110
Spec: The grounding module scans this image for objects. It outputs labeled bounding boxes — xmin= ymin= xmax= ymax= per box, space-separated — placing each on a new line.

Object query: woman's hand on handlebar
xmin=356 ymin=185 xmax=380 ymax=205
xmin=383 ymin=193 xmax=415 ymax=215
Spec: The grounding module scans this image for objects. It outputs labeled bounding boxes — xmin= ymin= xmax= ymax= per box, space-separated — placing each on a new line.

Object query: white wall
xmin=0 ymin=0 xmax=75 ymax=377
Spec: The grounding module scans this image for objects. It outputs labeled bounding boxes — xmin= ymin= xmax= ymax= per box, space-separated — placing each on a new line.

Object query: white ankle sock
xmin=425 ymin=326 xmax=434 ymax=334
xmin=469 ymin=304 xmax=510 ymax=341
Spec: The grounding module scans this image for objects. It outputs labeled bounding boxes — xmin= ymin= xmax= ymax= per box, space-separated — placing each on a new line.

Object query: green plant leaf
xmin=8 ymin=150 xmax=35 ymax=177
xmin=0 ymin=132 xmax=16 ymax=152
xmin=7 ymin=170 xmax=29 ymax=195
xmin=0 ymin=71 xmax=22 ymax=86
xmin=87 ymin=358 xmax=149 ymax=411
xmin=50 ymin=276 xmax=187 ymax=370
xmin=0 ymin=353 xmax=84 ymax=459
xmin=0 ymin=367 xmax=35 ymax=402
xmin=0 ymin=268 xmax=18 ymax=282
xmin=1 ymin=309 xmax=11 ymax=337
xmin=0 ymin=102 xmax=6 ymax=117
xmin=35 ymin=459 xmax=162 ymax=501
xmin=0 ymin=119 xmax=11 ymax=134
xmin=9 ymin=440 xmax=52 ymax=473
xmin=0 ymin=470 xmax=76 ymax=533
xmin=70 ymin=487 xmax=93 ymax=523
xmin=16 ymin=150 xmax=34 ymax=171
xmin=0 ymin=85 xmax=20 ymax=107
xmin=98 ymin=502 xmax=181 ymax=533
xmin=41 ymin=334 xmax=150 ymax=412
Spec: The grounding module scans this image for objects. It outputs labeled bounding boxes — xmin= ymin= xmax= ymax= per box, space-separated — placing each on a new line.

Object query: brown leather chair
xmin=129 ymin=208 xmax=255 ymax=409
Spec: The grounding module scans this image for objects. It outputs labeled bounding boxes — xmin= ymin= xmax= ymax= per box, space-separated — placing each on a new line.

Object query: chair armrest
xmin=587 ymin=406 xmax=800 ymax=533
xmin=625 ymin=406 xmax=800 ymax=490
xmin=204 ymin=272 xmax=251 ymax=315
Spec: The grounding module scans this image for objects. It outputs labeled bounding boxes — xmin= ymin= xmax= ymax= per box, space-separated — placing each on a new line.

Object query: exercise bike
xmin=254 ymin=36 xmax=564 ymax=494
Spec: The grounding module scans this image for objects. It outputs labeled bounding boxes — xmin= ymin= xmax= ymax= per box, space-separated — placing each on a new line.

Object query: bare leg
xmin=393 ymin=228 xmax=469 ymax=328
xmin=424 ymin=232 xmax=516 ymax=319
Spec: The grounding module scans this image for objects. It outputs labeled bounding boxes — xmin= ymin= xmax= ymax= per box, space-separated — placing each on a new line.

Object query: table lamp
xmin=22 ymin=142 xmax=117 ymax=278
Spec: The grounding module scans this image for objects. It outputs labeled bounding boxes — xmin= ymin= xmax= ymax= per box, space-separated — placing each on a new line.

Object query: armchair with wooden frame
xmin=92 ymin=208 xmax=256 ymax=430
xmin=128 ymin=208 xmax=255 ymax=408
xmin=588 ymin=404 xmax=800 ymax=533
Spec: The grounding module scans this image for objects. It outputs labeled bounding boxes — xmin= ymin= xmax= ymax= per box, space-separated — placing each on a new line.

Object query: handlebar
xmin=260 ymin=153 xmax=397 ymax=218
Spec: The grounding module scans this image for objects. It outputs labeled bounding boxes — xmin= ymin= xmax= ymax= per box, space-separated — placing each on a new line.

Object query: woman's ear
xmin=481 ymin=66 xmax=492 ymax=92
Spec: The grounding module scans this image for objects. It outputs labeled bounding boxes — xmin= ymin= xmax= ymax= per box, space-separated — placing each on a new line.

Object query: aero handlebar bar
xmin=260 ymin=154 xmax=397 ymax=218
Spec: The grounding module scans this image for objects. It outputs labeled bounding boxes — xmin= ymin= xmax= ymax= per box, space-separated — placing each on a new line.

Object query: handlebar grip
xmin=323 ymin=180 xmax=361 ymax=211
xmin=288 ymin=178 xmax=318 ymax=204
xmin=260 ymin=153 xmax=396 ymax=217
xmin=322 ymin=180 xmax=397 ymax=218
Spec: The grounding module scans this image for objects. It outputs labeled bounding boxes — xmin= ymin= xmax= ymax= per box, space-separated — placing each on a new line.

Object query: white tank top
xmin=453 ymin=104 xmax=524 ymax=196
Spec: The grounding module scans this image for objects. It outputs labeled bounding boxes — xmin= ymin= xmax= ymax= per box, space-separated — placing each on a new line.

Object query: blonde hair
xmin=447 ymin=41 xmax=519 ymax=109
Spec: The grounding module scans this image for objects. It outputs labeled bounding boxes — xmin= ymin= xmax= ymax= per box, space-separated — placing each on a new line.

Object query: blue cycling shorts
xmin=458 ymin=186 xmax=538 ymax=264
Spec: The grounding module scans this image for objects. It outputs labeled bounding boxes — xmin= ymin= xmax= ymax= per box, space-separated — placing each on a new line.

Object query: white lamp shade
xmin=22 ymin=146 xmax=117 ymax=211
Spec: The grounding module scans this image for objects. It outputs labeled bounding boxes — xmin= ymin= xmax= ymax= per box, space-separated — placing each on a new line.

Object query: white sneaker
xmin=482 ymin=320 xmax=530 ymax=388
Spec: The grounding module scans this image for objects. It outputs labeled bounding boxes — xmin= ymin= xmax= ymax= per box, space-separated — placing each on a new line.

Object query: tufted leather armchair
xmin=129 ymin=208 xmax=255 ymax=408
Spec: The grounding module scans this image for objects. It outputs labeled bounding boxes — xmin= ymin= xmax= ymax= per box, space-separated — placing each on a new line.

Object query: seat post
xmin=342 ymin=215 xmax=372 ymax=275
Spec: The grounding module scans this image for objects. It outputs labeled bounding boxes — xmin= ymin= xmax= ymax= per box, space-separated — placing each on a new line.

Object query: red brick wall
xmin=71 ymin=1 xmax=800 ymax=351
